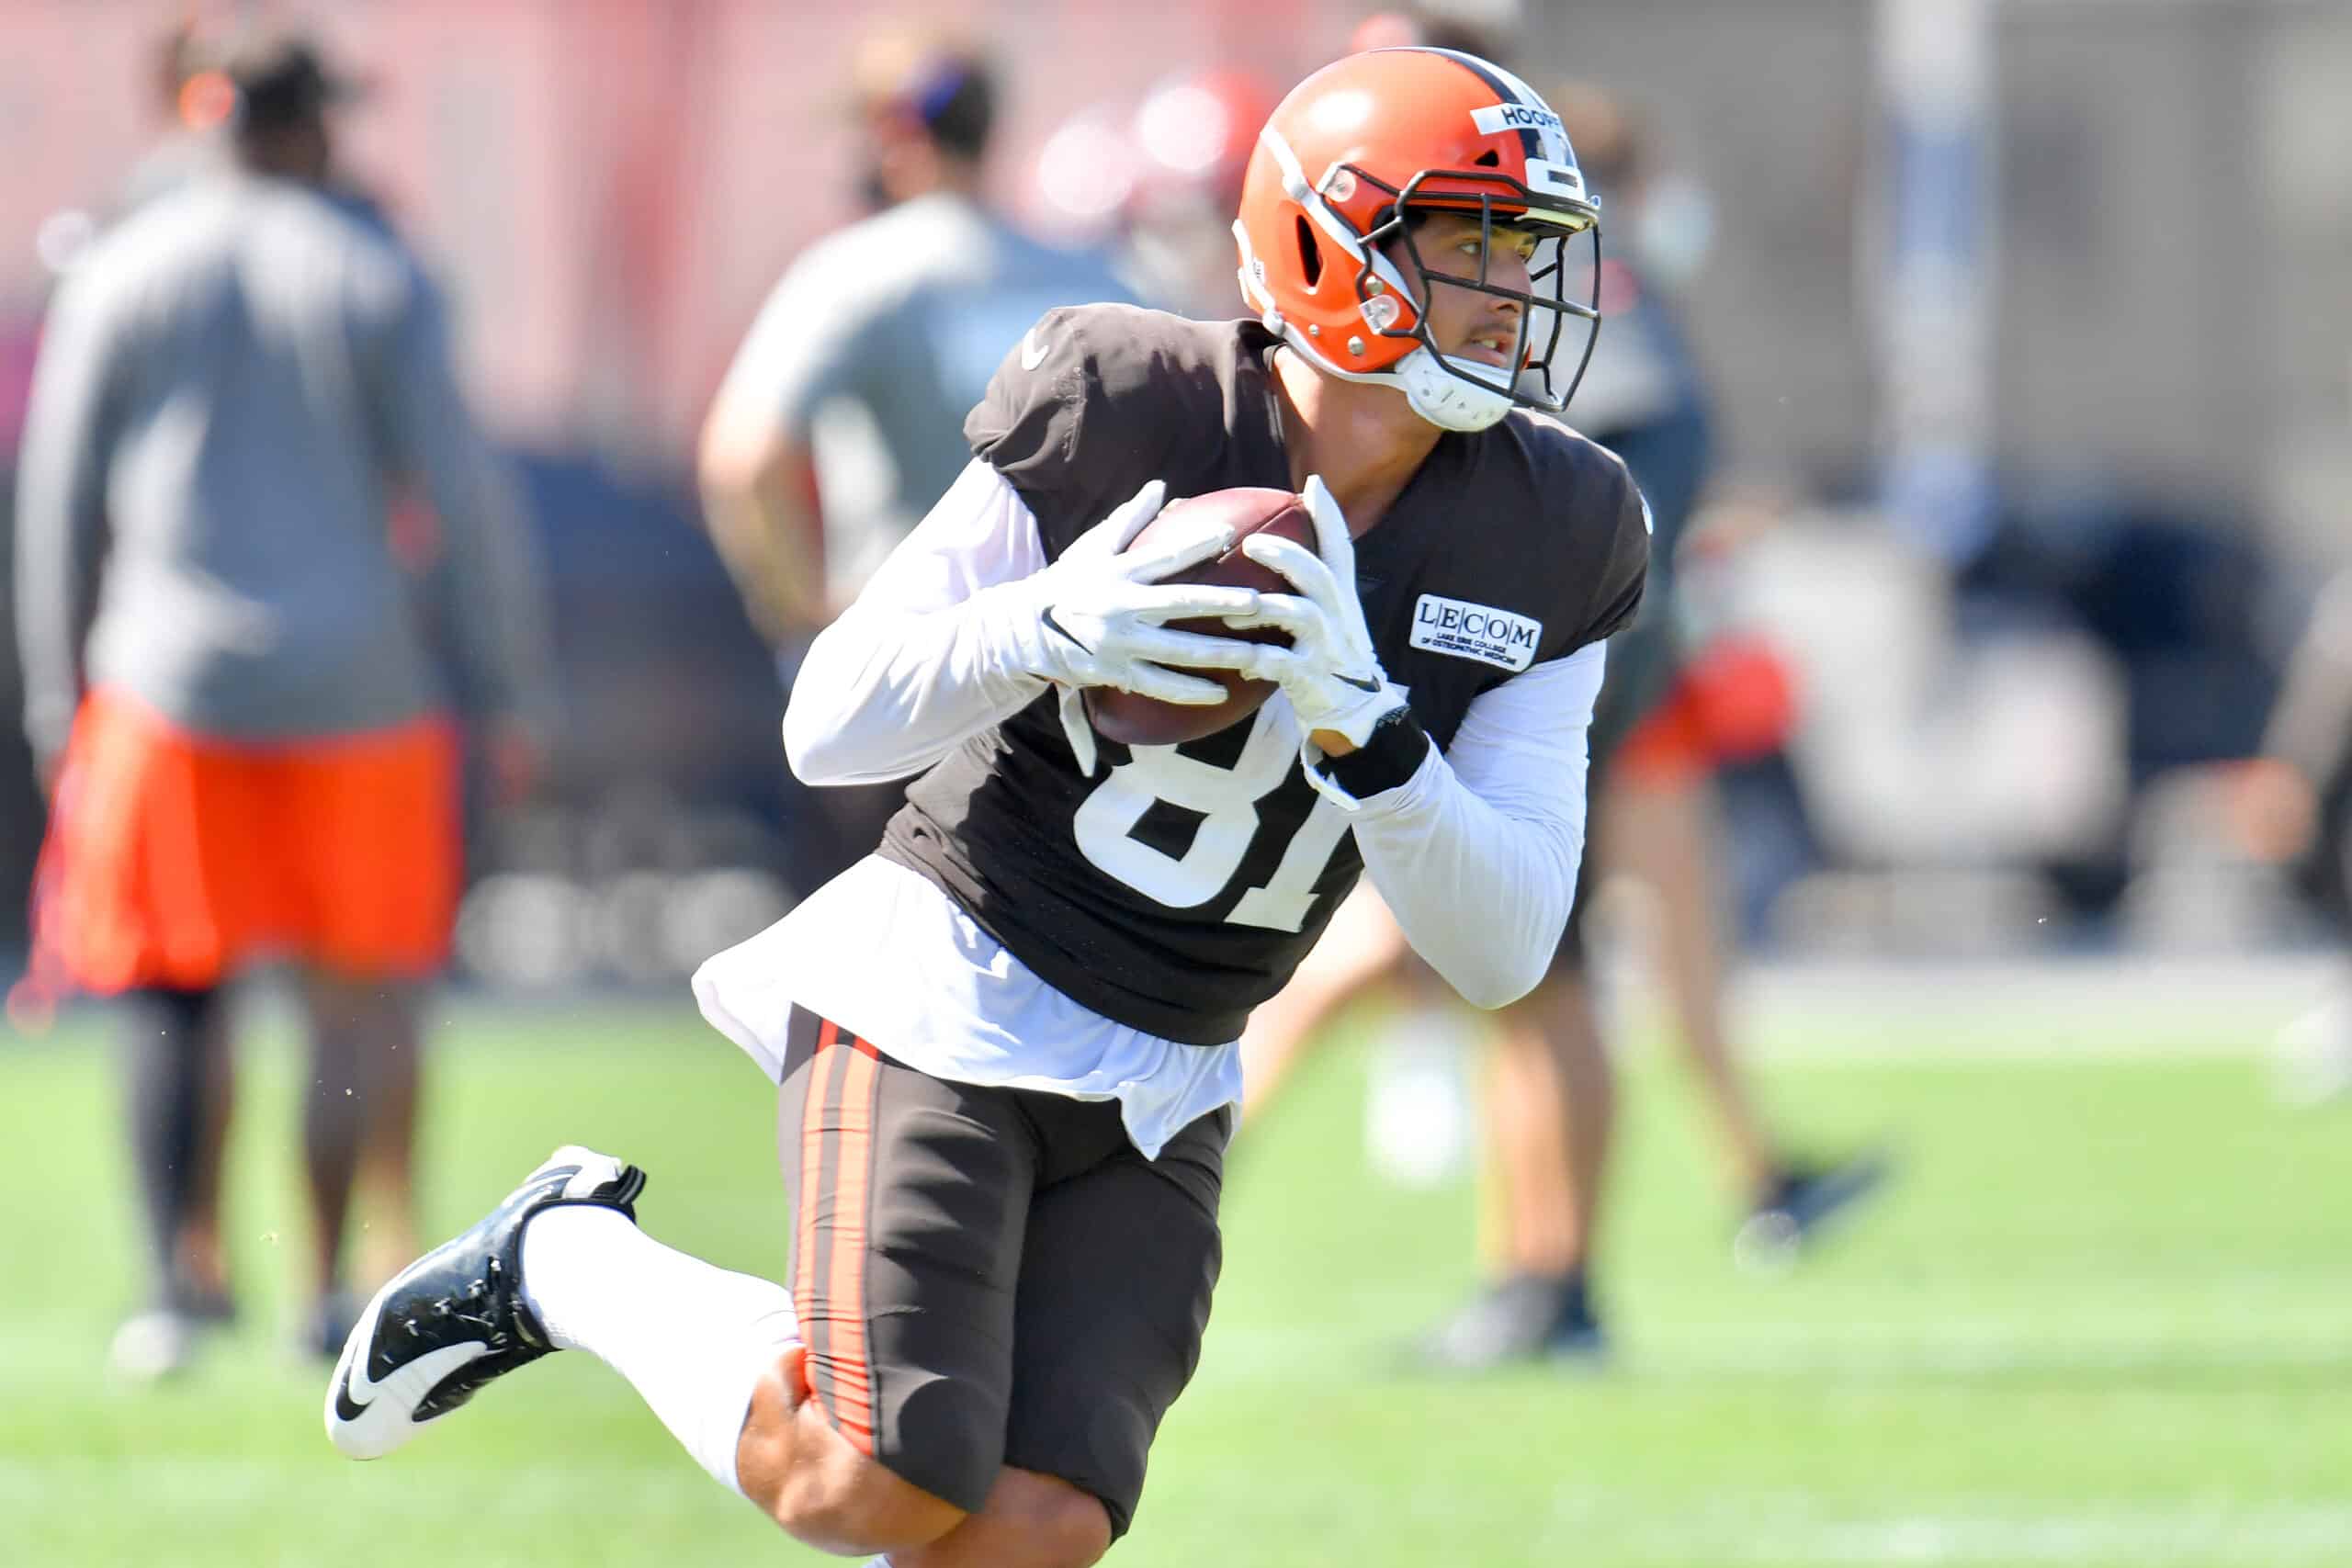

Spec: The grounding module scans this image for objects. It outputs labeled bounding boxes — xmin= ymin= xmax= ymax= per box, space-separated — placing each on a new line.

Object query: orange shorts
xmin=1616 ymin=638 xmax=1800 ymax=788
xmin=27 ymin=688 xmax=462 ymax=995
xmin=1616 ymin=678 xmax=1713 ymax=786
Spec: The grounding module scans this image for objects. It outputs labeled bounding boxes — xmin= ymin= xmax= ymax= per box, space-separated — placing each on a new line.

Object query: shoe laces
xmin=404 ymin=1256 xmax=519 ymax=1349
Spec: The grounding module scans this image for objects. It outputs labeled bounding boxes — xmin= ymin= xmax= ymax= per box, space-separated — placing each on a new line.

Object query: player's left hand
xmin=1220 ymin=474 xmax=1408 ymax=753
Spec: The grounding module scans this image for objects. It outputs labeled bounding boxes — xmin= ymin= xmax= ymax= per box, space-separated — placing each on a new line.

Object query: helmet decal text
xmin=1471 ymin=102 xmax=1564 ymax=138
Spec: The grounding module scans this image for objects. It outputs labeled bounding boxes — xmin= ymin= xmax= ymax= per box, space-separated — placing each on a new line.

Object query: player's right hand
xmin=996 ymin=479 xmax=1266 ymax=773
xmin=1220 ymin=475 xmax=1408 ymax=754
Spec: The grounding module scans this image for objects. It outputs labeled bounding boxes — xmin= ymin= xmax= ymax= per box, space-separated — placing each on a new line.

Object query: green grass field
xmin=4 ymin=988 xmax=2349 ymax=1566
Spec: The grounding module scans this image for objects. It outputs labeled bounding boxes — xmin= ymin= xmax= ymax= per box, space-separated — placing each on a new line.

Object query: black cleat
xmin=323 ymin=1145 xmax=644 ymax=1459
xmin=1735 ymin=1151 xmax=1891 ymax=1273
xmin=1412 ymin=1271 xmax=1606 ymax=1371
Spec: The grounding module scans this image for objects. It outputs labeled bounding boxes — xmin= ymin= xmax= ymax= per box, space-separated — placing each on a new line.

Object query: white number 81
xmin=1070 ymin=704 xmax=1354 ymax=931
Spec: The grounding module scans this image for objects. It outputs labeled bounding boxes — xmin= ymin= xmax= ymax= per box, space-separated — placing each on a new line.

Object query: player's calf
xmin=738 ymin=1369 xmax=970 ymax=1555
xmin=888 ymin=1469 xmax=1114 ymax=1568
xmin=740 ymin=1384 xmax=1110 ymax=1568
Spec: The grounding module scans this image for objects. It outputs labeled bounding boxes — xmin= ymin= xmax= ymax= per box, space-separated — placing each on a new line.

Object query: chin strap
xmin=1260 ymin=319 xmax=1515 ymax=434
xmin=1393 ymin=344 xmax=1516 ymax=433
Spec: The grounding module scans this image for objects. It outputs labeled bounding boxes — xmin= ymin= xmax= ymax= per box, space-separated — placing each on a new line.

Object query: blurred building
xmin=4 ymin=1 xmax=2339 ymax=527
xmin=1517 ymin=0 xmax=2350 ymax=563
xmin=0 ymin=0 xmax=1342 ymax=457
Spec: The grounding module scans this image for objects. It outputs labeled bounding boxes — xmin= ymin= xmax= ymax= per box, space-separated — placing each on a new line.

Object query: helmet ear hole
xmin=1294 ymin=216 xmax=1324 ymax=288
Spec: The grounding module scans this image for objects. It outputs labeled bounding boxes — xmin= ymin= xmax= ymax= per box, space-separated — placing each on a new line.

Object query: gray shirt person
xmin=15 ymin=171 xmax=553 ymax=773
xmin=707 ymin=192 xmax=1136 ymax=609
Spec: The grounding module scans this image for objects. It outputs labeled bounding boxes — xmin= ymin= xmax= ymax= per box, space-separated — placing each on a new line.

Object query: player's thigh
xmin=1004 ymin=1105 xmax=1230 ymax=1542
xmin=777 ymin=1016 xmax=1039 ymax=1515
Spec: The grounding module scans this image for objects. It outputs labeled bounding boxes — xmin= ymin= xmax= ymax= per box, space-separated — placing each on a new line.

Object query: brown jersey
xmin=876 ymin=304 xmax=1649 ymax=1044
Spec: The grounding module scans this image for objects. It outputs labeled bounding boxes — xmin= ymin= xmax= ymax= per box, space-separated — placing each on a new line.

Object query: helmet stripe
xmin=1413 ymin=47 xmax=1543 ymax=160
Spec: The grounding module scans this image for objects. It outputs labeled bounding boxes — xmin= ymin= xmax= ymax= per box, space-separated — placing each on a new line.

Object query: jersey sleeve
xmin=1538 ymin=431 xmax=1653 ymax=660
xmin=1583 ymin=460 xmax=1652 ymax=648
xmin=963 ymin=303 xmax=1199 ymax=558
xmin=1327 ymin=643 xmax=1608 ymax=1010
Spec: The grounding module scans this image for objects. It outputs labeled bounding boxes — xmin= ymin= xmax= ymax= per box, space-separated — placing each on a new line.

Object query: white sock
xmin=520 ymin=1204 xmax=798 ymax=1495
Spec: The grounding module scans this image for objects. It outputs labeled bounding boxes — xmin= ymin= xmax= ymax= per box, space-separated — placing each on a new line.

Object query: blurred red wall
xmin=0 ymin=0 xmax=1335 ymax=458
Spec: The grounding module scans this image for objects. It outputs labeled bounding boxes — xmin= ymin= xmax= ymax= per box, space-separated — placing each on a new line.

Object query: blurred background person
xmin=1019 ymin=99 xmax=1142 ymax=257
xmin=1441 ymin=85 xmax=1885 ymax=1365
xmin=1118 ymin=69 xmax=1277 ymax=320
xmin=2230 ymin=569 xmax=2352 ymax=1101
xmin=12 ymin=28 xmax=554 ymax=1378
xmin=696 ymin=25 xmax=1136 ymax=897
xmin=115 ymin=17 xmax=220 ymax=218
xmin=1238 ymin=63 xmax=1884 ymax=1368
xmin=1344 ymin=3 xmax=1501 ymax=55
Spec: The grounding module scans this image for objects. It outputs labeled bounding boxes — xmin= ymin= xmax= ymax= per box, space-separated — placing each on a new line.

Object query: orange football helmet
xmin=1233 ymin=48 xmax=1602 ymax=432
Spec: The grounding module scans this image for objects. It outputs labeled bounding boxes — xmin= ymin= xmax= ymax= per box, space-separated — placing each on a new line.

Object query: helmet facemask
xmin=1351 ymin=168 xmax=1602 ymax=431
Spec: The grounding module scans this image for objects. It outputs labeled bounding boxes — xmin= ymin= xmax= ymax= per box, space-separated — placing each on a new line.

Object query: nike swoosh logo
xmin=331 ymin=1288 xmax=488 ymax=1426
xmin=1020 ymin=330 xmax=1050 ymax=371
xmin=1336 ymin=672 xmax=1384 ymax=693
xmin=1040 ymin=606 xmax=1096 ymax=656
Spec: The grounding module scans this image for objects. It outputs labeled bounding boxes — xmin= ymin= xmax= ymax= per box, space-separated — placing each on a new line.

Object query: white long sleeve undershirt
xmin=1308 ymin=646 xmax=1603 ymax=1008
xmin=778 ymin=459 xmax=1600 ymax=1010
xmin=781 ymin=459 xmax=1050 ymax=785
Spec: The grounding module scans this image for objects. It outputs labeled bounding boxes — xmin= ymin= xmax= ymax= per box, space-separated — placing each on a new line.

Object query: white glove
xmin=993 ymin=479 xmax=1267 ymax=773
xmin=1221 ymin=474 xmax=1408 ymax=750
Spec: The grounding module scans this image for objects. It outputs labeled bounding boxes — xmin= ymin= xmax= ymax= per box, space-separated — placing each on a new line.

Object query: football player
xmin=327 ymin=48 xmax=1645 ymax=1566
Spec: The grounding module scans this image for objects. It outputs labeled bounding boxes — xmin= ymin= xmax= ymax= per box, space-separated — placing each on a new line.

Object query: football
xmin=1083 ymin=486 xmax=1314 ymax=749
